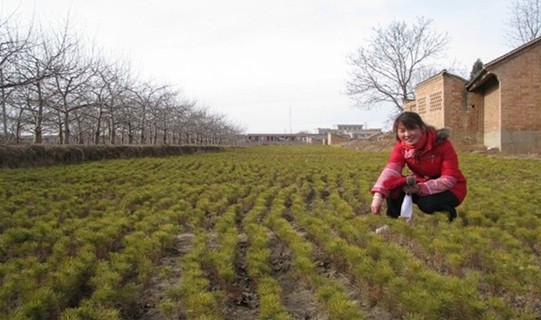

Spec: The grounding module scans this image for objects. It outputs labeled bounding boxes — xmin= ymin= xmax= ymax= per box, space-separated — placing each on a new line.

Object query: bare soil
xmin=134 ymin=230 xmax=395 ymax=320
xmin=134 ymin=232 xmax=322 ymax=320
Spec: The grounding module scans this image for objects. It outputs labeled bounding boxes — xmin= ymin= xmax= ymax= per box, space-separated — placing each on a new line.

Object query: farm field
xmin=1 ymin=145 xmax=540 ymax=319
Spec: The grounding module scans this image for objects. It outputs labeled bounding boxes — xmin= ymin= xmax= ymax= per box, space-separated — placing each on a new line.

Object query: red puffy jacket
xmin=371 ymin=128 xmax=467 ymax=204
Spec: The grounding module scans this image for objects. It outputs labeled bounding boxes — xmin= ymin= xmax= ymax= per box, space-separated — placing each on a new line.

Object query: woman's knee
xmin=416 ymin=194 xmax=458 ymax=214
xmin=416 ymin=198 xmax=438 ymax=213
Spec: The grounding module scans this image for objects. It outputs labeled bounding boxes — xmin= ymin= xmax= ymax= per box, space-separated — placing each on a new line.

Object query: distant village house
xmin=238 ymin=124 xmax=383 ymax=146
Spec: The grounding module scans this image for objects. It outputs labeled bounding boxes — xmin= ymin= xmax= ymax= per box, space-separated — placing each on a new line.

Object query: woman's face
xmin=397 ymin=122 xmax=422 ymax=146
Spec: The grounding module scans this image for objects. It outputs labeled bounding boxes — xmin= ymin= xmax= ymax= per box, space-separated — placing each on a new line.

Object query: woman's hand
xmin=402 ymin=184 xmax=419 ymax=194
xmin=371 ymin=193 xmax=384 ymax=214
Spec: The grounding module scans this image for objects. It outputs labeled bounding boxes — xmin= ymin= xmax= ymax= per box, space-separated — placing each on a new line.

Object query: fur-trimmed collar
xmin=436 ymin=127 xmax=451 ymax=144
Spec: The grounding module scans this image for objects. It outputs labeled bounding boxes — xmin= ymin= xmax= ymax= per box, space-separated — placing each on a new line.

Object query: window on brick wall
xmin=429 ymin=92 xmax=443 ymax=111
xmin=417 ymin=97 xmax=427 ymax=114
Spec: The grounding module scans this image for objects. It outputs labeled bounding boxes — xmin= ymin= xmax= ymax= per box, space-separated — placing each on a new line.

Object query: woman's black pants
xmin=386 ymin=190 xmax=460 ymax=221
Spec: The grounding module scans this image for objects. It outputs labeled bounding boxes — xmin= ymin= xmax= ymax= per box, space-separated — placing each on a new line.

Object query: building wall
xmin=404 ymin=99 xmax=416 ymax=112
xmin=336 ymin=124 xmax=364 ymax=131
xmin=464 ymin=92 xmax=484 ymax=145
xmin=483 ymin=82 xmax=502 ymax=149
xmin=443 ymin=75 xmax=467 ymax=132
xmin=487 ymin=44 xmax=541 ymax=152
xmin=492 ymin=45 xmax=541 ymax=132
xmin=240 ymin=133 xmax=308 ymax=145
xmin=327 ymin=133 xmax=348 ymax=145
xmin=409 ymin=75 xmax=444 ymax=128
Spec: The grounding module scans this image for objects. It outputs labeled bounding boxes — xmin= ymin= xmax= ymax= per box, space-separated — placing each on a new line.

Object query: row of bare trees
xmin=0 ymin=15 xmax=243 ymax=146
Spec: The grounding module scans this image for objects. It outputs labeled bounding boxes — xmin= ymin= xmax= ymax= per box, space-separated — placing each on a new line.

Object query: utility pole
xmin=289 ymin=107 xmax=292 ymax=134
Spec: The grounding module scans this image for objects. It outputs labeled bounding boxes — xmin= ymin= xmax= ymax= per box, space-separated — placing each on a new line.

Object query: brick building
xmin=405 ymin=37 xmax=541 ymax=153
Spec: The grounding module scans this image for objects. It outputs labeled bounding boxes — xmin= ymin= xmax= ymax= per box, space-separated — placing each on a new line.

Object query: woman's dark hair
xmin=392 ymin=112 xmax=426 ymax=139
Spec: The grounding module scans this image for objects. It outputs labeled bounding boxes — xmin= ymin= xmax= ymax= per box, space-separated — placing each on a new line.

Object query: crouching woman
xmin=370 ymin=111 xmax=467 ymax=221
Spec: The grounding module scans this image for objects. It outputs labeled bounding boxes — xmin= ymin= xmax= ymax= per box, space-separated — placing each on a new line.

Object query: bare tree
xmin=90 ymin=57 xmax=133 ymax=144
xmin=0 ymin=15 xmax=33 ymax=141
xmin=127 ymin=81 xmax=169 ymax=144
xmin=346 ymin=17 xmax=449 ymax=114
xmin=506 ymin=0 xmax=541 ymax=47
xmin=50 ymin=32 xmax=97 ymax=145
xmin=1 ymin=10 xmax=241 ymax=146
xmin=0 ymin=17 xmax=39 ymax=91
xmin=151 ymin=88 xmax=178 ymax=145
xmin=173 ymin=99 xmax=197 ymax=144
xmin=21 ymin=28 xmax=76 ymax=143
xmin=1 ymin=13 xmax=78 ymax=143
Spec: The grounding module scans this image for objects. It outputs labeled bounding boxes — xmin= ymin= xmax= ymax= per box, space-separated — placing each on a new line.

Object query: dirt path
xmin=135 ymin=231 xmax=325 ymax=320
xmin=136 ymin=233 xmax=194 ymax=320
xmin=135 ymin=226 xmax=395 ymax=319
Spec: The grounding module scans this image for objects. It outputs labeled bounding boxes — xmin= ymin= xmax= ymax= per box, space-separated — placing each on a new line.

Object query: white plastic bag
xmin=400 ymin=194 xmax=413 ymax=220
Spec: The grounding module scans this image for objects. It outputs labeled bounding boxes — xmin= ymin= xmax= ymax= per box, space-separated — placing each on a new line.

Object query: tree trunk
xmin=33 ymin=82 xmax=45 ymax=144
xmin=63 ymin=112 xmax=71 ymax=144
xmin=75 ymin=115 xmax=84 ymax=144
xmin=139 ymin=109 xmax=146 ymax=145
xmin=58 ymin=122 xmax=64 ymax=145
xmin=95 ymin=109 xmax=102 ymax=145
xmin=153 ymin=122 xmax=158 ymax=145
xmin=109 ymin=119 xmax=116 ymax=145
xmin=128 ymin=121 xmax=134 ymax=144
xmin=15 ymin=108 xmax=24 ymax=143
xmin=0 ymin=73 xmax=7 ymax=139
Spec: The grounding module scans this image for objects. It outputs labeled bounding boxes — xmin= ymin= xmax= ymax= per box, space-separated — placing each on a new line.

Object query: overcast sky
xmin=2 ymin=0 xmax=512 ymax=133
